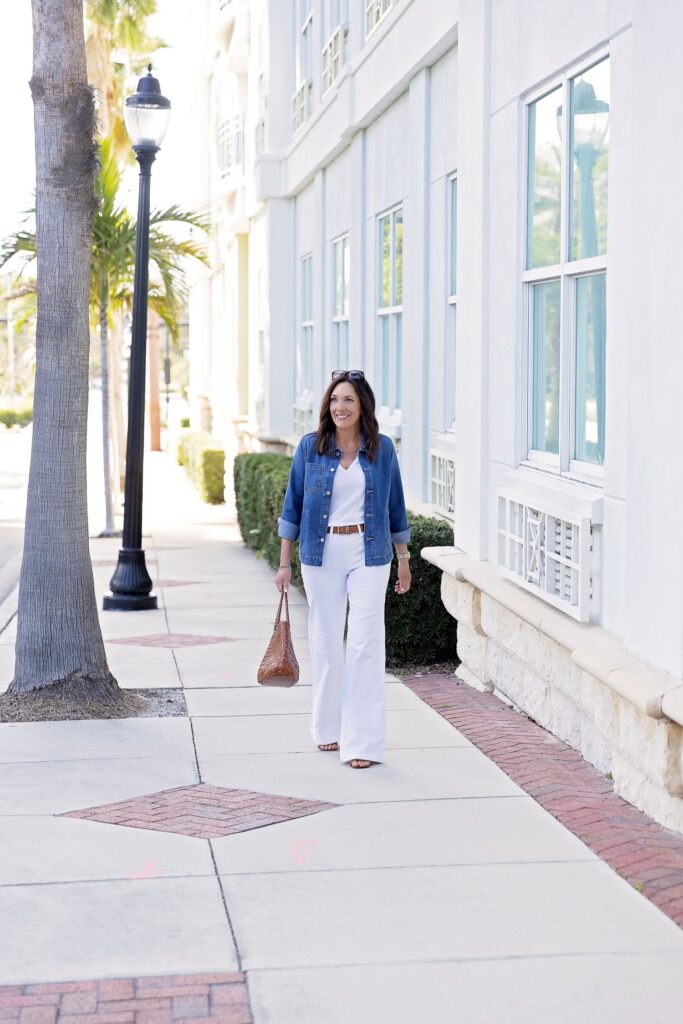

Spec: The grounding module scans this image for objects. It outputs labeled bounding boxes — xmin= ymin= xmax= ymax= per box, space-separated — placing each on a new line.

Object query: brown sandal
xmin=350 ymin=759 xmax=372 ymax=769
xmin=318 ymin=742 xmax=339 ymax=751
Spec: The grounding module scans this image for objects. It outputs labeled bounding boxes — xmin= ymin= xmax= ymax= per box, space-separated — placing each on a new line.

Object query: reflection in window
xmin=570 ymin=59 xmax=610 ymax=261
xmin=526 ymin=87 xmax=562 ymax=270
xmin=531 ymin=280 xmax=561 ymax=455
xmin=575 ymin=273 xmax=606 ymax=465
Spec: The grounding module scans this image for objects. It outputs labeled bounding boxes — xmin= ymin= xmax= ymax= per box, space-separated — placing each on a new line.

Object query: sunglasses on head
xmin=331 ymin=370 xmax=365 ymax=381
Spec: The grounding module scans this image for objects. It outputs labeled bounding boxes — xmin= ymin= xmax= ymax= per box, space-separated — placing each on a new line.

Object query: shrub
xmin=384 ymin=512 xmax=458 ymax=666
xmin=177 ymin=431 xmax=225 ymax=504
xmin=0 ymin=406 xmax=33 ymax=428
xmin=180 ymin=416 xmax=190 ymax=429
xmin=233 ymin=453 xmax=457 ymax=666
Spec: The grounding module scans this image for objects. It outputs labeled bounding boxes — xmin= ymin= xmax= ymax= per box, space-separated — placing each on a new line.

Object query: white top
xmin=328 ymin=456 xmax=365 ymax=526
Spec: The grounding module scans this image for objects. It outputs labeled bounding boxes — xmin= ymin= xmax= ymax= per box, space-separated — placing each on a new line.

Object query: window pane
xmin=343 ymin=237 xmax=350 ymax=315
xmin=445 ymin=304 xmax=456 ymax=427
xmin=526 ymin=87 xmax=562 ymax=269
xmin=380 ymin=216 xmax=391 ymax=307
xmin=531 ymin=280 xmax=561 ymax=455
xmin=449 ymin=178 xmax=457 ymax=297
xmin=569 ymin=59 xmax=609 ymax=260
xmin=395 ymin=313 xmax=402 ymax=409
xmin=380 ymin=315 xmax=390 ymax=404
xmin=574 ymin=273 xmax=606 ymax=464
xmin=393 ymin=208 xmax=403 ymax=306
xmin=333 ymin=241 xmax=342 ymax=316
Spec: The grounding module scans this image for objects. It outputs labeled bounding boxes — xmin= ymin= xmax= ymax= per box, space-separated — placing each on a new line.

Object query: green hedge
xmin=177 ymin=431 xmax=225 ymax=504
xmin=0 ymin=406 xmax=33 ymax=428
xmin=233 ymin=452 xmax=457 ymax=666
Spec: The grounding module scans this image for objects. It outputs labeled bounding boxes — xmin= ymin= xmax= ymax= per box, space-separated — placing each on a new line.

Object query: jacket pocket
xmin=304 ymin=462 xmax=323 ymax=493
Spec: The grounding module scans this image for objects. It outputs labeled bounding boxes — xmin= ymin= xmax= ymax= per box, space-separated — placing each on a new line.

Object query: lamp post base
xmin=103 ymin=547 xmax=157 ymax=611
xmin=103 ymin=592 xmax=158 ymax=611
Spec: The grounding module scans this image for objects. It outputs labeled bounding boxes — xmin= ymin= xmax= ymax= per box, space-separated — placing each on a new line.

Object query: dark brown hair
xmin=315 ymin=374 xmax=380 ymax=461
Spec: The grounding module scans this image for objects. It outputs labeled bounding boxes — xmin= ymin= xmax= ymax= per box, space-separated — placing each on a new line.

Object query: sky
xmin=0 ymin=1 xmax=198 ymax=243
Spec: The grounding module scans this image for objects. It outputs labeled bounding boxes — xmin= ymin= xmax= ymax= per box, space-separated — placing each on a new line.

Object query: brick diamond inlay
xmin=107 ymin=633 xmax=234 ymax=648
xmin=0 ymin=971 xmax=252 ymax=1024
xmin=62 ymin=783 xmax=338 ymax=838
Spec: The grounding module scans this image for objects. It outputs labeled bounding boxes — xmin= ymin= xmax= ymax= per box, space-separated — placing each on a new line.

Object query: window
xmin=365 ymin=0 xmax=395 ymax=39
xmin=294 ymin=255 xmax=314 ymax=436
xmin=293 ymin=4 xmax=313 ymax=133
xmin=377 ymin=207 xmax=403 ymax=411
xmin=524 ymin=57 xmax=609 ymax=474
xmin=331 ymin=235 xmax=350 ymax=371
xmin=445 ymin=174 xmax=457 ymax=429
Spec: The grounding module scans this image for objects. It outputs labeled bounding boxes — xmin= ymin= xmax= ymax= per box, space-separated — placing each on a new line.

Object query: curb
xmin=0 ymin=553 xmax=21 ymax=637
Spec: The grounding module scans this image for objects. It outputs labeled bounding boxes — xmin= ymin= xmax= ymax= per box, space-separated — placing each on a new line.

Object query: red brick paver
xmin=106 ymin=635 xmax=234 ymax=649
xmin=0 ymin=974 xmax=250 ymax=1024
xmin=404 ymin=672 xmax=683 ymax=929
xmin=61 ymin=783 xmax=337 ymax=839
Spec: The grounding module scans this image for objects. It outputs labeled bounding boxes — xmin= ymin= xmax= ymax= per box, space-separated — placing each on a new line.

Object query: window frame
xmin=522 ymin=50 xmax=609 ymax=484
xmin=376 ymin=203 xmax=403 ymax=415
xmin=331 ymin=233 xmax=350 ymax=373
xmin=445 ymin=172 xmax=457 ymax=432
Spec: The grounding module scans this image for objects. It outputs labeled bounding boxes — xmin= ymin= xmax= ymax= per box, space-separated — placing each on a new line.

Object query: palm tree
xmin=2 ymin=0 xmax=133 ymax=711
xmin=1 ymin=138 xmax=210 ymax=534
xmin=85 ymin=0 xmax=165 ymax=159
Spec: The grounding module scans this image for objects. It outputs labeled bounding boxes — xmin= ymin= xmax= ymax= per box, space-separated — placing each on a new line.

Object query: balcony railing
xmin=291 ymin=80 xmax=312 ymax=133
xmin=217 ymin=115 xmax=244 ymax=179
xmin=321 ymin=24 xmax=345 ymax=95
xmin=365 ymin=0 xmax=395 ymax=39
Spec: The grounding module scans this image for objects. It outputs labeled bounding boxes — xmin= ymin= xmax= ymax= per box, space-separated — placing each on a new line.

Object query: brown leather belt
xmin=326 ymin=523 xmax=365 ymax=535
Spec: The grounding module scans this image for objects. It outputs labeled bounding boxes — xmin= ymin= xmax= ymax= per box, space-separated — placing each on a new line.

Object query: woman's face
xmin=329 ymin=381 xmax=361 ymax=431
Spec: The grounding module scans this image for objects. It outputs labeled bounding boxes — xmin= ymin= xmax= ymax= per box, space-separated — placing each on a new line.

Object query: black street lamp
xmin=103 ymin=66 xmax=171 ymax=611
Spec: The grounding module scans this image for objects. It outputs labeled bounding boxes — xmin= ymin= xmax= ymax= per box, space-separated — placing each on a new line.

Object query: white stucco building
xmin=186 ymin=0 xmax=683 ymax=832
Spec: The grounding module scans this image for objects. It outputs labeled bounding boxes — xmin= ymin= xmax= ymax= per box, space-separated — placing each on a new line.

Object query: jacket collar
xmin=328 ymin=432 xmax=367 ymax=454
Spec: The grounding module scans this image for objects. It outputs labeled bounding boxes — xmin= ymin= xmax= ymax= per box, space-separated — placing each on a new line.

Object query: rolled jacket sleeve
xmin=388 ymin=444 xmax=411 ymax=544
xmin=278 ymin=437 xmax=306 ymax=541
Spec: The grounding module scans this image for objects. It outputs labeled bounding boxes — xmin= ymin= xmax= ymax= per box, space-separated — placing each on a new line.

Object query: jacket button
xmin=330 ymin=467 xmax=335 ymax=472
xmin=323 ymin=514 xmax=328 ymax=519
xmin=320 ymin=537 xmax=324 ymax=542
xmin=325 ymin=490 xmax=331 ymax=496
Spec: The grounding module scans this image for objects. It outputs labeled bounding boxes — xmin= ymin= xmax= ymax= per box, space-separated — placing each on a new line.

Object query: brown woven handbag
xmin=257 ymin=590 xmax=300 ymax=687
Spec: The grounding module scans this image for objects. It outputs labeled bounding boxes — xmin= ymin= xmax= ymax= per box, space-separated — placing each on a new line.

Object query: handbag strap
xmin=274 ymin=589 xmax=290 ymax=627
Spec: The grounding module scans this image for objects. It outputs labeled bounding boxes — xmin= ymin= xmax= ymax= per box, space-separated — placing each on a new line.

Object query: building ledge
xmin=421 ymin=546 xmax=683 ymax=726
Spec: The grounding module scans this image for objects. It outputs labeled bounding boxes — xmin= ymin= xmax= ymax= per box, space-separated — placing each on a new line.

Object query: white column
xmin=401 ymin=66 xmax=431 ymax=505
xmin=453 ymin=0 xmax=491 ymax=559
xmin=312 ymin=168 xmax=327 ymax=396
xmin=348 ymin=130 xmax=366 ymax=371
xmin=265 ymin=198 xmax=295 ymax=438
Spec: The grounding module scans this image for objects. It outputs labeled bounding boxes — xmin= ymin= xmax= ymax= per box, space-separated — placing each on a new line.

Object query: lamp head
xmin=124 ymin=65 xmax=171 ymax=151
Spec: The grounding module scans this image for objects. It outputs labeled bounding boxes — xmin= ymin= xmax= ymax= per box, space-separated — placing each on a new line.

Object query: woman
xmin=275 ymin=370 xmax=411 ymax=769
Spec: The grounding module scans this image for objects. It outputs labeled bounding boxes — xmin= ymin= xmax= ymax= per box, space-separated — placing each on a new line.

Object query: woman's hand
xmin=275 ymin=566 xmax=292 ymax=593
xmin=394 ymin=560 xmax=411 ymax=595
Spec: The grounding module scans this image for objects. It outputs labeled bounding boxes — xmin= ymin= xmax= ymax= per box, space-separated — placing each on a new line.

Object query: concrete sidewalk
xmin=1 ymin=450 xmax=683 ymax=1023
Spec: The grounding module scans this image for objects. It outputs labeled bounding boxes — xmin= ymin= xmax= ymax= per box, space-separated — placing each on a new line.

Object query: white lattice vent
xmin=431 ymin=451 xmax=455 ymax=520
xmin=497 ymin=490 xmax=593 ymax=621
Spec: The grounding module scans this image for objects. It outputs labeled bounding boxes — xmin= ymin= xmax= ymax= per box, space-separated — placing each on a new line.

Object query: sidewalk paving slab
xmin=223 ymin=860 xmax=683 ymax=971
xmin=246 ymin=955 xmax=683 ymax=1024
xmin=211 ymin=795 xmax=598 ymax=875
xmin=0 ymin=876 xmax=237 ymax=986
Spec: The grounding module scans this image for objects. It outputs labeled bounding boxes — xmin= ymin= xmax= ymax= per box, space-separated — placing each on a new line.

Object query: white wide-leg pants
xmin=301 ymin=533 xmax=391 ymax=763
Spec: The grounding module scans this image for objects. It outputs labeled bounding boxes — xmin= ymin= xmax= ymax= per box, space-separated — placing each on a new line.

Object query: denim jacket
xmin=278 ymin=432 xmax=411 ymax=567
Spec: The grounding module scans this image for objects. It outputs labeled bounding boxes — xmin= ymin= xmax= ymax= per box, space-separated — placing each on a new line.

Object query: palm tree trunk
xmin=99 ymin=296 xmax=117 ymax=535
xmin=7 ymin=0 xmax=136 ymax=711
